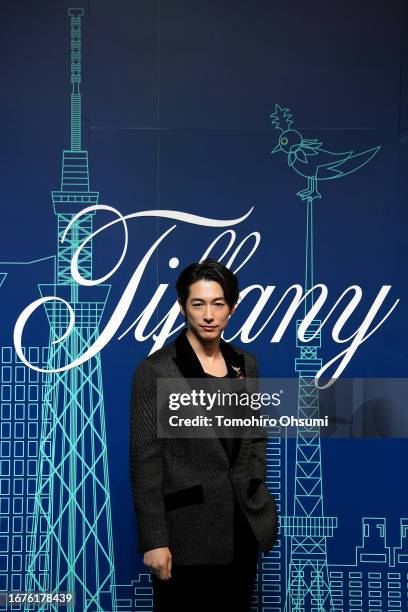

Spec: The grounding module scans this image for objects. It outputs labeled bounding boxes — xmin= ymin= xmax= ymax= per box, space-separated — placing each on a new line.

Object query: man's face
xmin=179 ymin=279 xmax=235 ymax=342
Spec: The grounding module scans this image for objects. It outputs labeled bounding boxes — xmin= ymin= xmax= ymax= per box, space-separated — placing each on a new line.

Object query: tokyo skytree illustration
xmin=270 ymin=105 xmax=380 ymax=611
xmin=25 ymin=9 xmax=117 ymax=611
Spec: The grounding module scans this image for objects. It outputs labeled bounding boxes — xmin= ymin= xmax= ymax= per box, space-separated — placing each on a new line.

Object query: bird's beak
xmin=271 ymin=143 xmax=281 ymax=154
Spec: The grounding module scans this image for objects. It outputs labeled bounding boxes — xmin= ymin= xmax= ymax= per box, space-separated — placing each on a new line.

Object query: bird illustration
xmin=270 ymin=105 xmax=380 ymax=201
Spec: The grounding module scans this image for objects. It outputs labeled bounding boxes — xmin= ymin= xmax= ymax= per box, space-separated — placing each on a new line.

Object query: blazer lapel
xmin=173 ymin=328 xmax=246 ymax=379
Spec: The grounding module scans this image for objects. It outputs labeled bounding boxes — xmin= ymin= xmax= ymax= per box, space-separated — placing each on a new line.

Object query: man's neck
xmin=185 ymin=328 xmax=222 ymax=359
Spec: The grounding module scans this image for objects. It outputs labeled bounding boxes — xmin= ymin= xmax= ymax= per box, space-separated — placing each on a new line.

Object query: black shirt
xmin=204 ymin=371 xmax=234 ymax=460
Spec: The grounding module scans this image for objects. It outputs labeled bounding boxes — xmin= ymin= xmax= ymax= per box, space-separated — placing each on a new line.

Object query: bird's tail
xmin=325 ymin=145 xmax=381 ymax=178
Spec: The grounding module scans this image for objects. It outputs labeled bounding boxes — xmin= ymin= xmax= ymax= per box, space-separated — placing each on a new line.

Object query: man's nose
xmin=203 ymin=307 xmax=214 ymax=322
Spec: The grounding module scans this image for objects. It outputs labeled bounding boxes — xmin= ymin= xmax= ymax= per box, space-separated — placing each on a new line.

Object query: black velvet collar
xmin=173 ymin=327 xmax=246 ymax=380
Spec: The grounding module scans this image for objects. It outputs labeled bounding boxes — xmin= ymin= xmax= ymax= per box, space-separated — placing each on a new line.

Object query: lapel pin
xmin=231 ymin=365 xmax=245 ymax=379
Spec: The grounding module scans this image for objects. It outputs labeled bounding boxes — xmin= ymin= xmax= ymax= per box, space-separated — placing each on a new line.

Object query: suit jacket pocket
xmin=164 ymin=484 xmax=204 ymax=512
xmin=247 ymin=478 xmax=263 ymax=499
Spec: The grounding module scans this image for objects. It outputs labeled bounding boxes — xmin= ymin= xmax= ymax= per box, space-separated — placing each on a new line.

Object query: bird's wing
xmin=297 ymin=139 xmax=323 ymax=161
xmin=302 ymin=138 xmax=323 ymax=148
xmin=315 ymin=149 xmax=354 ymax=177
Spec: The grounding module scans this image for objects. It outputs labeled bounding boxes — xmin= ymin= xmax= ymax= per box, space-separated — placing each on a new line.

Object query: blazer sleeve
xmin=129 ymin=359 xmax=169 ymax=554
xmin=249 ymin=354 xmax=267 ymax=484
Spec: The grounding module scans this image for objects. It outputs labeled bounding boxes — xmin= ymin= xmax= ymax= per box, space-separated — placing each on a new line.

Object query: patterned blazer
xmin=129 ymin=328 xmax=278 ymax=565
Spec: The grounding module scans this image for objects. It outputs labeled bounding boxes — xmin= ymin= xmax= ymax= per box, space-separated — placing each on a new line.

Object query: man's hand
xmin=143 ymin=547 xmax=172 ymax=580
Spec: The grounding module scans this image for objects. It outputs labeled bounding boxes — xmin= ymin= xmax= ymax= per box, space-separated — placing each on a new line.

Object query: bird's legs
xmin=297 ymin=176 xmax=321 ymax=201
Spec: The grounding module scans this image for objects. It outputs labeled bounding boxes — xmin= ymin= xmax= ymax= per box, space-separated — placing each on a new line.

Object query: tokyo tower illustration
xmin=270 ymin=105 xmax=380 ymax=611
xmin=25 ymin=9 xmax=117 ymax=611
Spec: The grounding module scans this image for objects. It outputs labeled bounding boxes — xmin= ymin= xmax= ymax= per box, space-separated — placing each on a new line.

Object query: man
xmin=129 ymin=259 xmax=278 ymax=611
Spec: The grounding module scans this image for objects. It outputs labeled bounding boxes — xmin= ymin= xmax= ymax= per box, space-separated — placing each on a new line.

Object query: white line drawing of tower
xmin=24 ymin=9 xmax=117 ymax=611
xmin=270 ymin=104 xmax=380 ymax=611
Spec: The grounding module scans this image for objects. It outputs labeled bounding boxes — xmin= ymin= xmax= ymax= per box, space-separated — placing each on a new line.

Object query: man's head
xmin=176 ymin=259 xmax=239 ymax=341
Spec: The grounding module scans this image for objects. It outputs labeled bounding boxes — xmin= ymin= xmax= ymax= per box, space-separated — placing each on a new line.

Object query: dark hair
xmin=176 ymin=259 xmax=239 ymax=311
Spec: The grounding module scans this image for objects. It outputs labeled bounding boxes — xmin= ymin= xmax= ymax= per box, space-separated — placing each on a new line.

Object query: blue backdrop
xmin=0 ymin=1 xmax=407 ymax=610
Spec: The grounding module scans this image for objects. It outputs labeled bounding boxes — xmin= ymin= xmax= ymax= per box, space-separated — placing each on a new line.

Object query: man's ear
xmin=229 ymin=304 xmax=236 ymax=316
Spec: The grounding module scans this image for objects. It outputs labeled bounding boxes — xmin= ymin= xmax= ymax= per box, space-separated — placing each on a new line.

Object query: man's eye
xmin=192 ymin=304 xmax=202 ymax=308
xmin=215 ymin=303 xmax=224 ymax=307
